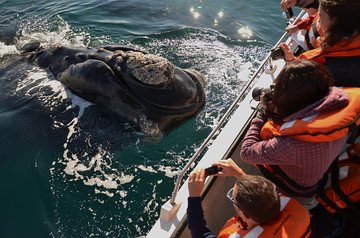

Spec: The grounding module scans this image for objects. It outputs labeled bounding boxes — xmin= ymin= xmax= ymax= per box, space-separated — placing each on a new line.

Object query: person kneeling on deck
xmin=187 ymin=161 xmax=311 ymax=238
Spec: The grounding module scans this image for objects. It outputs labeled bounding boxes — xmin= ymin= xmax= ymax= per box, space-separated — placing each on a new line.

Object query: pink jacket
xmin=240 ymin=87 xmax=348 ymax=192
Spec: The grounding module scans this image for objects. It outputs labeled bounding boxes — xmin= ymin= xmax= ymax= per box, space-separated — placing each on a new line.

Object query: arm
xmin=279 ymin=43 xmax=296 ymax=62
xmin=285 ymin=16 xmax=308 ymax=34
xmin=187 ymin=197 xmax=216 ymax=238
xmin=296 ymin=15 xmax=316 ymax=30
xmin=187 ymin=169 xmax=216 ymax=238
xmin=280 ymin=0 xmax=298 ymax=9
xmin=285 ymin=24 xmax=300 ymax=34
xmin=240 ymin=115 xmax=296 ymax=165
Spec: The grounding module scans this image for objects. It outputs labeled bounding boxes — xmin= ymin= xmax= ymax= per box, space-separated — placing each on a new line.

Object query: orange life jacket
xmin=299 ymin=33 xmax=360 ymax=64
xmin=260 ymin=87 xmax=360 ymax=142
xmin=317 ymin=154 xmax=360 ymax=214
xmin=217 ymin=196 xmax=311 ymax=238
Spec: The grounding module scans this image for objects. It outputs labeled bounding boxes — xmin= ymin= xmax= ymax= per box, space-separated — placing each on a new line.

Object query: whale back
xmin=29 ymin=44 xmax=206 ymax=131
xmin=30 ymin=45 xmax=114 ymax=76
xmin=108 ymin=51 xmax=204 ymax=110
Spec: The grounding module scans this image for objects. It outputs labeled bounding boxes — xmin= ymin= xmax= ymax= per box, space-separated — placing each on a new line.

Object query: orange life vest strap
xmin=316 ymin=157 xmax=360 ymax=224
xmin=260 ymin=88 xmax=360 ymax=142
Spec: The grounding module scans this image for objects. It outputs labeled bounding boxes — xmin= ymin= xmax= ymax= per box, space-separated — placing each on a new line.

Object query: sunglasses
xmin=226 ymin=187 xmax=249 ymax=219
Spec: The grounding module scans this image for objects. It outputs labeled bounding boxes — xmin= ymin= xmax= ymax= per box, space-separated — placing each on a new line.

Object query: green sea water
xmin=0 ymin=0 xmax=291 ymax=237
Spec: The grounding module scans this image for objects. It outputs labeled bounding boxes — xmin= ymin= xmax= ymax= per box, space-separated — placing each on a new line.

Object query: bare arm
xmin=280 ymin=0 xmax=298 ymax=9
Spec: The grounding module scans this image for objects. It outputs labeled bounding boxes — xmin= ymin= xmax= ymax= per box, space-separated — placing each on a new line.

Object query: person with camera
xmin=280 ymin=0 xmax=360 ymax=87
xmin=186 ymin=159 xmax=311 ymax=238
xmin=240 ymin=60 xmax=360 ymax=208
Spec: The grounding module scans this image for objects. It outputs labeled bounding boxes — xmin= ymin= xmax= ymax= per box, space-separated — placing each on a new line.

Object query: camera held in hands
xmin=252 ymin=86 xmax=274 ymax=102
xmin=251 ymin=85 xmax=278 ymax=118
xmin=204 ymin=166 xmax=223 ymax=177
xmin=270 ymin=47 xmax=285 ymax=60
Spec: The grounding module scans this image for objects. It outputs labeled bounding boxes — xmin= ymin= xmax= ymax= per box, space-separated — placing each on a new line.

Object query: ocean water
xmin=0 ymin=0 xmax=290 ymax=237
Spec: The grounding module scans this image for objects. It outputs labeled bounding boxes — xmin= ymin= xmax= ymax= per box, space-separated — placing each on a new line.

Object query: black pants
xmin=309 ymin=205 xmax=360 ymax=238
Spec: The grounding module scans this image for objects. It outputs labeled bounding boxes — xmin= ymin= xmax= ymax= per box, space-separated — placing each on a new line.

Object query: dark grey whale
xmin=23 ymin=43 xmax=205 ymax=132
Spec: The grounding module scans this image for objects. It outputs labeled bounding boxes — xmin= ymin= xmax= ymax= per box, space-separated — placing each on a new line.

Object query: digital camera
xmin=204 ymin=166 xmax=223 ymax=177
xmin=270 ymin=47 xmax=285 ymax=60
xmin=251 ymin=87 xmax=274 ymax=102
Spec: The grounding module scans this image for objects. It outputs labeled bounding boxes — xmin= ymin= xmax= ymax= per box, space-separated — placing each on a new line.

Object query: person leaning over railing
xmin=239 ymin=60 xmax=360 ymax=236
xmin=239 ymin=60 xmax=360 ymax=207
xmin=186 ymin=159 xmax=311 ymax=238
xmin=279 ymin=0 xmax=360 ymax=87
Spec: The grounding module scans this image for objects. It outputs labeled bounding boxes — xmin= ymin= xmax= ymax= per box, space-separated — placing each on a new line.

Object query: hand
xmin=285 ymin=24 xmax=299 ymax=34
xmin=310 ymin=36 xmax=321 ymax=49
xmin=280 ymin=0 xmax=297 ymax=10
xmin=279 ymin=43 xmax=295 ymax=62
xmin=212 ymin=158 xmax=246 ymax=179
xmin=260 ymin=92 xmax=275 ymax=114
xmin=188 ymin=169 xmax=206 ymax=197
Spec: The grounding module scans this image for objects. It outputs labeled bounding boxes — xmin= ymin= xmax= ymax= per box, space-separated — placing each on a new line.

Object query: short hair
xmin=272 ymin=60 xmax=333 ymax=123
xmin=234 ymin=175 xmax=280 ymax=224
xmin=320 ymin=0 xmax=360 ymax=48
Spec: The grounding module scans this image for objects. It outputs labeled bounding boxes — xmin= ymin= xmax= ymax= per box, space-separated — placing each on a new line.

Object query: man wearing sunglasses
xmin=187 ymin=159 xmax=311 ymax=238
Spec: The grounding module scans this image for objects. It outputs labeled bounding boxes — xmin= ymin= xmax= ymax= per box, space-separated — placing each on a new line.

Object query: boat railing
xmin=169 ymin=10 xmax=306 ymax=206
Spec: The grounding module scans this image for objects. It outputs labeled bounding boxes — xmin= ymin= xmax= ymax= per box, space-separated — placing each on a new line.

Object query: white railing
xmin=169 ymin=10 xmax=306 ymax=206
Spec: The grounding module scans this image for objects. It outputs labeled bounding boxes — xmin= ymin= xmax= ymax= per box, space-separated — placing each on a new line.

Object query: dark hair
xmin=320 ymin=0 xmax=360 ymax=48
xmin=234 ymin=175 xmax=280 ymax=224
xmin=271 ymin=60 xmax=333 ymax=123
